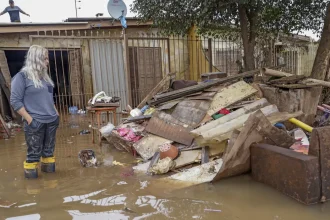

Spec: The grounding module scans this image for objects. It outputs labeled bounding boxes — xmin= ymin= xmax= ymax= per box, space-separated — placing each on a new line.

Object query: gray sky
xmin=0 ymin=0 xmax=135 ymax=22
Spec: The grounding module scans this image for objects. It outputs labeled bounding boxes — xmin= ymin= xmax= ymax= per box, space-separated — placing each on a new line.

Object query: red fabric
xmin=219 ymin=108 xmax=230 ymax=115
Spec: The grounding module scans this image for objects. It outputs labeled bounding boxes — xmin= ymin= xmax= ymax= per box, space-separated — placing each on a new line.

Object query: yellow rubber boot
xmin=24 ymin=161 xmax=39 ymax=179
xmin=41 ymin=157 xmax=56 ymax=173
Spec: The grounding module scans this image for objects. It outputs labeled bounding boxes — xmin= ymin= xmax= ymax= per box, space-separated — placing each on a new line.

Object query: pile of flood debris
xmin=102 ymin=68 xmax=330 ymax=205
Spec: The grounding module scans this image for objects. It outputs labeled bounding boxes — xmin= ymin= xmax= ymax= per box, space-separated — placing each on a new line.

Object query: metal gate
xmin=28 ymin=31 xmax=172 ymax=125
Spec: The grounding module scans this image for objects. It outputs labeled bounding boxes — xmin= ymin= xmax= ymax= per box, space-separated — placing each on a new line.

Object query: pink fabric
xmin=117 ymin=128 xmax=142 ymax=142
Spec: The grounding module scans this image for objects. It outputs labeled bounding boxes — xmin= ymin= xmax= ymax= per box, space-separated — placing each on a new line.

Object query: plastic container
xmin=159 ymin=143 xmax=179 ymax=160
xmin=69 ymin=106 xmax=79 ymax=128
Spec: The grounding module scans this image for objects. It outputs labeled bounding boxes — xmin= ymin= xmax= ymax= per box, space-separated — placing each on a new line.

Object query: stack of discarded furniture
xmin=102 ymin=68 xmax=330 ymax=205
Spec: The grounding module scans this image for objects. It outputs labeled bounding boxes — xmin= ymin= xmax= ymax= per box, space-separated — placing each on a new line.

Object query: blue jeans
xmin=23 ymin=117 xmax=59 ymax=163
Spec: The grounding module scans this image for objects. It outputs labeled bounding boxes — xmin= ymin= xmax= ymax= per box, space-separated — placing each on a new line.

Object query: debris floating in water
xmin=79 ymin=130 xmax=91 ymax=135
xmin=78 ymin=150 xmax=98 ymax=167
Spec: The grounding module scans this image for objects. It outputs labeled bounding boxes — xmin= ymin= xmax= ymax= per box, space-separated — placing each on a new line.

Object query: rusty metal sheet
xmin=145 ymin=116 xmax=194 ymax=146
xmin=171 ymin=100 xmax=211 ymax=129
xmin=251 ymin=144 xmax=321 ymax=205
xmin=309 ymin=127 xmax=330 ymax=202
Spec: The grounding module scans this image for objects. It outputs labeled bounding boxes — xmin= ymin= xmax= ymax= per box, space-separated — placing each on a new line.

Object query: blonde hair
xmin=21 ymin=45 xmax=54 ymax=88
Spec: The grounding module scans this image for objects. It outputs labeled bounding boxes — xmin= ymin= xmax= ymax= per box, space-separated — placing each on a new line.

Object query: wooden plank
xmin=196 ymin=104 xmax=279 ymax=145
xmin=125 ymin=115 xmax=152 ymax=123
xmin=272 ymin=84 xmax=318 ymax=89
xmin=133 ymin=134 xmax=172 ymax=161
xmin=0 ymin=113 xmax=10 ymax=138
xmin=213 ymin=111 xmax=265 ymax=181
xmin=149 ymin=69 xmax=260 ymax=106
xmin=207 ymin=81 xmax=257 ymax=116
xmin=198 ymin=110 xmax=303 ymax=146
xmin=263 ymin=68 xmax=330 ymax=88
xmin=137 ymin=73 xmax=174 ymax=109
xmin=0 ymin=71 xmax=17 ymax=120
xmin=192 ymin=98 xmax=269 ymax=136
xmin=269 ymin=75 xmax=306 ymax=84
xmin=171 ymin=100 xmax=211 ymax=129
xmin=0 ymin=51 xmax=11 ymax=88
xmin=145 ymin=116 xmax=194 ymax=145
xmin=212 ymin=110 xmax=295 ymax=182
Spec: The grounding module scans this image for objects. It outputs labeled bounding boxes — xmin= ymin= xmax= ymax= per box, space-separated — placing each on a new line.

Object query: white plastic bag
xmin=99 ymin=123 xmax=115 ymax=137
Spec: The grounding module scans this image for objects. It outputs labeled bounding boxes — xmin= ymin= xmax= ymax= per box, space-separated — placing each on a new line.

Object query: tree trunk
xmin=302 ymin=3 xmax=330 ymax=125
xmin=310 ymin=3 xmax=330 ymax=80
xmin=238 ymin=5 xmax=256 ymax=71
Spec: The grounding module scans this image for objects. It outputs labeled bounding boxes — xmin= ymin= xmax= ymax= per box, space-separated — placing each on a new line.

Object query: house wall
xmin=0 ymin=27 xmax=190 ymax=108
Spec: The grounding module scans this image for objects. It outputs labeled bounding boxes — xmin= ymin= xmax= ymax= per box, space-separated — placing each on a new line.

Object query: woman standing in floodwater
xmin=10 ymin=45 xmax=59 ymax=179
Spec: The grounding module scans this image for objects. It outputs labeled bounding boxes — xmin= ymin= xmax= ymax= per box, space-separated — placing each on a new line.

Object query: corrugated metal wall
xmin=89 ymin=39 xmax=128 ymax=112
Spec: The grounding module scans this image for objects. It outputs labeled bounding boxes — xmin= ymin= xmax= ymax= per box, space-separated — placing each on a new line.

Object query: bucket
xmin=159 ymin=143 xmax=179 ymax=160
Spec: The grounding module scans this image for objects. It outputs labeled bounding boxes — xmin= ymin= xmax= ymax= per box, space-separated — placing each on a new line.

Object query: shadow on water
xmin=1 ymin=124 xmax=330 ymax=219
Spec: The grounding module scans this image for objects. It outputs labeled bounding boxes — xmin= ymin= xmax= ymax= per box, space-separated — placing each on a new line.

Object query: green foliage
xmin=131 ymin=0 xmax=328 ymax=37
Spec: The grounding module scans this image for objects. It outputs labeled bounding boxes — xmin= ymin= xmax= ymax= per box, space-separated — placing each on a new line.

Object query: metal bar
xmin=59 ymin=42 xmax=69 ymax=119
xmin=167 ymin=38 xmax=171 ymax=73
xmin=208 ymin=38 xmax=213 ymax=72
xmin=131 ymin=39 xmax=138 ymax=107
xmin=124 ymin=31 xmax=132 ymax=106
xmin=52 ymin=39 xmax=63 ymax=118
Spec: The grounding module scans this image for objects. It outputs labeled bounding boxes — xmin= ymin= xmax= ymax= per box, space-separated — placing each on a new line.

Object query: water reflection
xmin=6 ymin=214 xmax=40 ymax=220
xmin=67 ymin=210 xmax=129 ymax=220
xmin=63 ymin=189 xmax=106 ymax=203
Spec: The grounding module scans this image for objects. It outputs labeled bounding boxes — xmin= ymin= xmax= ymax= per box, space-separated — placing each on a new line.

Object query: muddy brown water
xmin=1 ymin=126 xmax=330 ymax=220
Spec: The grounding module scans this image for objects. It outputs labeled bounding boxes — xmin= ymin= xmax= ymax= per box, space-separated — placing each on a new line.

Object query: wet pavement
xmin=1 ymin=125 xmax=330 ymax=219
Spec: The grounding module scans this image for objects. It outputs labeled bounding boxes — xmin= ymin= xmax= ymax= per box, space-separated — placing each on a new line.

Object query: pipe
xmin=289 ymin=118 xmax=313 ymax=133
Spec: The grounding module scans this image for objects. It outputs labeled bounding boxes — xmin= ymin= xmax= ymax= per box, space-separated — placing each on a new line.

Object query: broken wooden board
xmin=146 ymin=116 xmax=194 ymax=146
xmin=207 ymin=81 xmax=257 ymax=116
xmin=196 ymin=104 xmax=279 ymax=145
xmin=272 ymin=84 xmax=318 ymax=89
xmin=268 ymin=75 xmax=306 ymax=84
xmin=256 ymin=114 xmax=296 ymax=149
xmin=137 ymin=73 xmax=174 ymax=109
xmin=171 ymin=100 xmax=211 ymax=129
xmin=197 ymin=110 xmax=303 ymax=146
xmin=133 ymin=134 xmax=172 ymax=161
xmin=212 ymin=110 xmax=295 ymax=182
xmin=213 ymin=112 xmax=265 ymax=181
xmin=133 ymin=142 xmax=226 ymax=173
xmin=192 ymin=98 xmax=270 ymax=136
